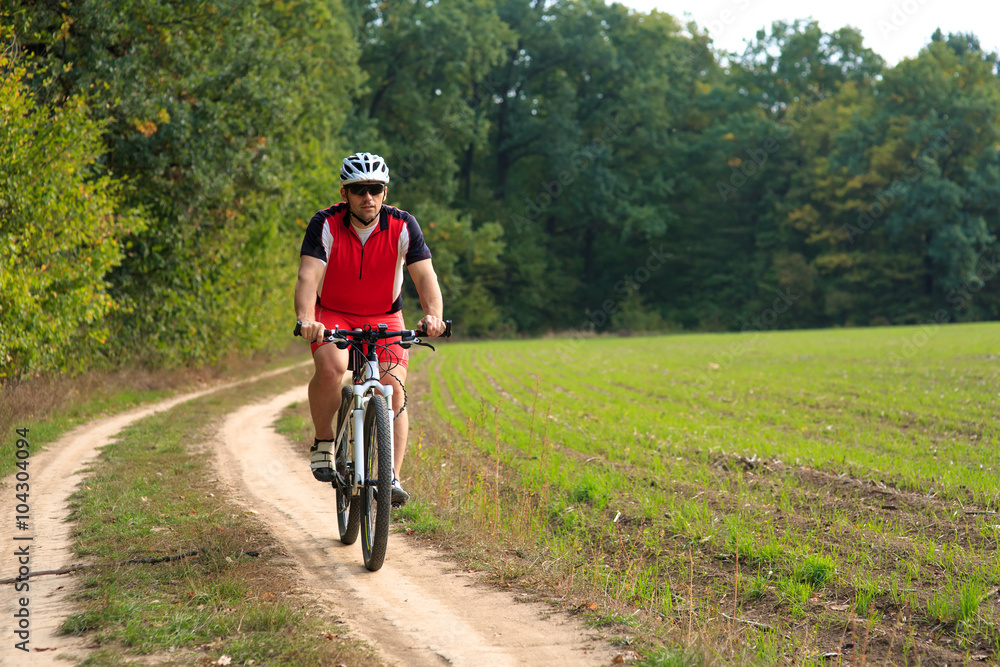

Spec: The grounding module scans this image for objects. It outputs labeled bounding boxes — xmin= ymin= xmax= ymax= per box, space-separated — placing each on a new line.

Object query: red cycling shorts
xmin=311 ymin=305 xmax=409 ymax=368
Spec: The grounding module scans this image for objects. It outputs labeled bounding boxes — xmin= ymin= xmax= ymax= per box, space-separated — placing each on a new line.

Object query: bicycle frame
xmin=294 ymin=318 xmax=449 ymax=570
xmin=295 ymin=318 xmax=449 ymax=495
xmin=341 ymin=342 xmax=393 ymax=489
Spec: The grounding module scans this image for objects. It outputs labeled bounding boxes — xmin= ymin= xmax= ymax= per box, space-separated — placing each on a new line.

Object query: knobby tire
xmin=336 ymin=385 xmax=360 ymax=544
xmin=360 ymin=392 xmax=393 ymax=571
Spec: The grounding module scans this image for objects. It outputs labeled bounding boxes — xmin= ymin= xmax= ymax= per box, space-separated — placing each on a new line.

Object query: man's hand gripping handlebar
xmin=293 ymin=320 xmax=452 ymax=351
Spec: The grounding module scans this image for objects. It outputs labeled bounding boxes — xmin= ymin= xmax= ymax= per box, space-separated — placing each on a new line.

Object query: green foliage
xmin=7 ymin=0 xmax=1000 ymax=376
xmin=351 ymin=0 xmax=514 ymax=201
xmin=401 ymin=201 xmax=506 ymax=336
xmin=634 ymin=647 xmax=707 ymax=667
xmin=741 ymin=574 xmax=768 ymax=601
xmin=395 ymin=500 xmax=447 ymax=534
xmin=873 ymin=38 xmax=1000 ymax=300
xmin=4 ymin=0 xmax=361 ymax=369
xmin=956 ymin=579 xmax=987 ymax=624
xmin=0 ymin=40 xmax=146 ymax=378
xmin=777 ymin=577 xmax=813 ymax=616
xmin=922 ymin=577 xmax=987 ymax=625
xmin=610 ymin=294 xmax=669 ymax=333
xmin=349 ymin=6 xmax=1000 ymax=335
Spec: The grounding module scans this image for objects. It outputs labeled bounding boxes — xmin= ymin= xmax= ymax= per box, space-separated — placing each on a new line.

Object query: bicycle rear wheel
xmin=360 ymin=392 xmax=393 ymax=571
xmin=335 ymin=385 xmax=360 ymax=544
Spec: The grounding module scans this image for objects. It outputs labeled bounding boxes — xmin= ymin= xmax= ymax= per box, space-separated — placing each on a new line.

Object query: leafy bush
xmin=4 ymin=0 xmax=361 ymax=370
xmin=0 ymin=42 xmax=146 ymax=378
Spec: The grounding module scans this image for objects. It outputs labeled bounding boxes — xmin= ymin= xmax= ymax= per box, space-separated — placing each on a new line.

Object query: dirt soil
xmin=0 ymin=372 xmax=615 ymax=666
xmin=0 ymin=367 xmax=308 ymax=667
xmin=212 ymin=385 xmax=617 ymax=666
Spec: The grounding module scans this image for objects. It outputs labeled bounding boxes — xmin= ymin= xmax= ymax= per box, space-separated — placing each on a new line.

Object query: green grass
xmin=794 ymin=554 xmax=836 ymax=587
xmin=853 ymin=574 xmax=881 ymax=616
xmin=741 ymin=573 xmax=768 ymax=601
xmin=402 ymin=322 xmax=1000 ymax=665
xmin=395 ymin=499 xmax=449 ymax=534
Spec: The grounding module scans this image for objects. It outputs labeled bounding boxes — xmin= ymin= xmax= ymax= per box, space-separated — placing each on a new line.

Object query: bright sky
xmin=618 ymin=0 xmax=1000 ymax=65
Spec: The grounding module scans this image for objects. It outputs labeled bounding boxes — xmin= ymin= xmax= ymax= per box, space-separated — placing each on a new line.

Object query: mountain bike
xmin=294 ymin=320 xmax=451 ymax=571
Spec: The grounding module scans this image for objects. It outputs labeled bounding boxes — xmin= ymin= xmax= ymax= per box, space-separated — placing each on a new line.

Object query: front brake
xmin=399 ymin=339 xmax=435 ymax=351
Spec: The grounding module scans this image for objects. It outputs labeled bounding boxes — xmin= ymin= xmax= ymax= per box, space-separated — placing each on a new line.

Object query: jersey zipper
xmin=356 ymin=221 xmax=384 ymax=280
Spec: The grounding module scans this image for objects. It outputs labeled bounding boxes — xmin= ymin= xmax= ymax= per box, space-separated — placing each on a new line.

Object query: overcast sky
xmin=617 ymin=0 xmax=1000 ymax=65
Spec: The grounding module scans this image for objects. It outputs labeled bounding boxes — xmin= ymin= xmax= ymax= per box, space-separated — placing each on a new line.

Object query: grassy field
xmin=392 ymin=322 xmax=1000 ymax=665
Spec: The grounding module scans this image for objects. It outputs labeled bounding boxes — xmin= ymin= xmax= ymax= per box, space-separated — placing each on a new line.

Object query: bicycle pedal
xmin=312 ymin=467 xmax=336 ymax=483
xmin=329 ymin=470 xmax=348 ymax=489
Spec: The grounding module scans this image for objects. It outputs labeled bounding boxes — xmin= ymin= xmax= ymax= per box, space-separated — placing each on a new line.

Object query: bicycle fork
xmin=350 ymin=384 xmax=395 ymax=489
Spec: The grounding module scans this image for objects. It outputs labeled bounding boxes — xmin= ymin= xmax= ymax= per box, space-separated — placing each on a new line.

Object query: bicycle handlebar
xmin=293 ymin=320 xmax=452 ymax=343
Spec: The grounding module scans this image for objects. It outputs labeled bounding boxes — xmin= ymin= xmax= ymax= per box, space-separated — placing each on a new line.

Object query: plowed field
xmin=398 ymin=322 xmax=1000 ymax=665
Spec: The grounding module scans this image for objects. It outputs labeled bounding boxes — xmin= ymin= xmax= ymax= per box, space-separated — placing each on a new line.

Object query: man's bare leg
xmin=381 ymin=366 xmax=408 ymax=479
xmin=310 ymin=344 xmax=349 ymax=440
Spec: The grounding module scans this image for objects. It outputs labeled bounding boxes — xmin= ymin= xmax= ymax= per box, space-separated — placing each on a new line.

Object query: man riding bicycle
xmin=295 ymin=152 xmax=446 ymax=506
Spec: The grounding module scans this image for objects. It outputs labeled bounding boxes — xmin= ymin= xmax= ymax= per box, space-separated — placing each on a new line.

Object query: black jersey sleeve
xmin=300 ymin=209 xmax=332 ymax=263
xmin=404 ymin=212 xmax=432 ymax=264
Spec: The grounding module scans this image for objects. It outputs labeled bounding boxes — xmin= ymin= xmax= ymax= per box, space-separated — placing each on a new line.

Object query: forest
xmin=3 ymin=0 xmax=1000 ymax=380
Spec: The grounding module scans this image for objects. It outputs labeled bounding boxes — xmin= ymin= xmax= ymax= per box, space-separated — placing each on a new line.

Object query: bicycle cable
xmin=384 ymin=368 xmax=407 ymax=420
xmin=375 ymin=341 xmax=407 ymax=420
xmin=351 ymin=338 xmax=409 ymax=421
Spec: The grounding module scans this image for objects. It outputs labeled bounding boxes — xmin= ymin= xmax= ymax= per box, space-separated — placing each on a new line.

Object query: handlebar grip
xmin=416 ymin=320 xmax=452 ymax=338
xmin=294 ymin=321 xmax=337 ymax=340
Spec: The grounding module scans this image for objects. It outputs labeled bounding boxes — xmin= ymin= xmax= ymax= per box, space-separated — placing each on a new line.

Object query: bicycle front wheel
xmin=335 ymin=385 xmax=360 ymax=545
xmin=360 ymin=392 xmax=393 ymax=571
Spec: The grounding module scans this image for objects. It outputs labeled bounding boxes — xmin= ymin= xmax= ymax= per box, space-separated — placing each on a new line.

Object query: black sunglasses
xmin=346 ymin=183 xmax=386 ymax=196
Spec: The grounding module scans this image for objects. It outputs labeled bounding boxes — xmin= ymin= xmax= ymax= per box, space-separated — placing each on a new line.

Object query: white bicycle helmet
xmin=340 ymin=152 xmax=390 ymax=184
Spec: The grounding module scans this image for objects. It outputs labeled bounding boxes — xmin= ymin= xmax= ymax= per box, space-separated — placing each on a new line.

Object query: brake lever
xmin=324 ymin=328 xmax=350 ymax=348
xmin=401 ymin=331 xmax=435 ymax=351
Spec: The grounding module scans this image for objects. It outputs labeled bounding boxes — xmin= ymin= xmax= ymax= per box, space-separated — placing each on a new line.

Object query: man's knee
xmin=313 ymin=365 xmax=345 ymax=384
xmin=313 ymin=348 xmax=348 ymax=383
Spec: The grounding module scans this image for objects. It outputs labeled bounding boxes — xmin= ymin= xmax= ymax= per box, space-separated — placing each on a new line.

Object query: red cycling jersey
xmin=300 ymin=203 xmax=432 ymax=315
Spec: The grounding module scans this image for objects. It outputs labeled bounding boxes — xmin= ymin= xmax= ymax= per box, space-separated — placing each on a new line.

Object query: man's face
xmin=341 ymin=181 xmax=387 ymax=221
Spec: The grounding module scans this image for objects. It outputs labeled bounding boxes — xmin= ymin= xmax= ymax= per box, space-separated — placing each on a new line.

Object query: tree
xmin=471 ymin=1 xmax=707 ymax=331
xmin=5 ymin=0 xmax=362 ymax=364
xmin=0 ymin=40 xmax=146 ymax=378
xmin=346 ymin=0 xmax=513 ymax=204
xmin=344 ymin=0 xmax=514 ymax=333
xmin=870 ymin=34 xmax=1000 ymax=308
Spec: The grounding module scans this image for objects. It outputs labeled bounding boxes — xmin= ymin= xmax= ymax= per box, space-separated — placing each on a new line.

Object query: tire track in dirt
xmin=0 ymin=364 xmax=309 ymax=667
xmin=212 ymin=386 xmax=615 ymax=667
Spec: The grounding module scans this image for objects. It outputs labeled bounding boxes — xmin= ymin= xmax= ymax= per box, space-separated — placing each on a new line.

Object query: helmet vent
xmin=340 ymin=152 xmax=390 ymax=184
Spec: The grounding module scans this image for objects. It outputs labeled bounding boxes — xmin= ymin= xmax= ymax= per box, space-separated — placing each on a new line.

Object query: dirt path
xmin=0 ymin=366 xmax=307 ymax=667
xmin=213 ymin=386 xmax=616 ymax=667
